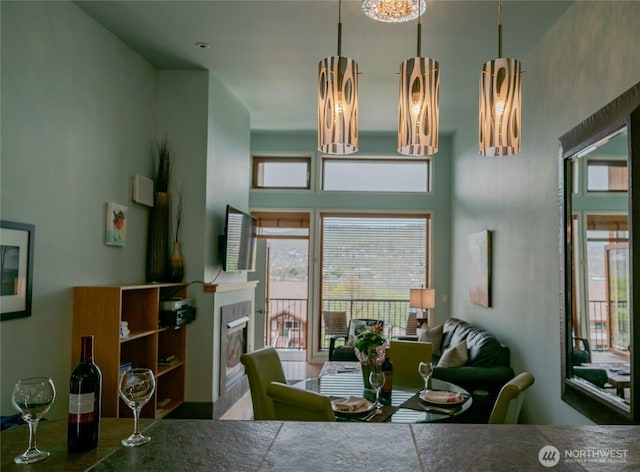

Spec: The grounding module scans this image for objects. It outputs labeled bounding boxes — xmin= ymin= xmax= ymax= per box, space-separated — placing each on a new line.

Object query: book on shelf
xmin=119 ymin=361 xmax=132 ymax=375
xmin=157 ymin=397 xmax=171 ymax=408
xmin=159 ymin=354 xmax=180 ymax=366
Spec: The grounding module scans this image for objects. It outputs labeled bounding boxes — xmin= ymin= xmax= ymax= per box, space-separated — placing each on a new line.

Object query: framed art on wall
xmin=1 ymin=221 xmax=35 ymax=321
xmin=105 ymin=202 xmax=128 ymax=246
xmin=468 ymin=229 xmax=492 ymax=307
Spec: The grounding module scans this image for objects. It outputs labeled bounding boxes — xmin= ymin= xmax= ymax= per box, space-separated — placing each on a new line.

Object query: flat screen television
xmin=222 ymin=205 xmax=258 ymax=272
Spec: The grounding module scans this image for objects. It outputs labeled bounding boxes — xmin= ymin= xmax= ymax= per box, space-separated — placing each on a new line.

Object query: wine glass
xmin=418 ymin=361 xmax=433 ymax=392
xmin=11 ymin=377 xmax=56 ymax=464
xmin=119 ymin=368 xmax=155 ymax=447
xmin=369 ymin=370 xmax=385 ymax=410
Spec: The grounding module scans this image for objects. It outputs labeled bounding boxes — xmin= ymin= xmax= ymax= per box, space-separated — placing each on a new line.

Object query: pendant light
xmin=479 ymin=0 xmax=521 ymax=157
xmin=318 ymin=0 xmax=358 ymax=155
xmin=397 ymin=8 xmax=439 ymax=156
xmin=362 ymin=0 xmax=426 ymax=23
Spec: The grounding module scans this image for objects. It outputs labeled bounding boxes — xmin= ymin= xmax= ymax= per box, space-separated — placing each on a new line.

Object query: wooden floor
xmin=221 ymin=360 xmax=322 ymax=420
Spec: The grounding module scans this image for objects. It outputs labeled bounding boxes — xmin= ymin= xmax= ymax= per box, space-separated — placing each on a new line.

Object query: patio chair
xmin=328 ymin=318 xmax=384 ymax=361
xmin=323 ymin=311 xmax=348 ymax=337
xmin=267 ymin=382 xmax=336 ymax=422
xmin=240 ymin=347 xmax=286 ymax=420
xmin=488 ymin=372 xmax=535 ymax=424
xmin=388 ymin=339 xmax=433 ymax=388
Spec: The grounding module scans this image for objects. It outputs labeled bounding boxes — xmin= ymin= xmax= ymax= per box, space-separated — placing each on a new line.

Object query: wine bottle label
xmin=69 ymin=392 xmax=96 ymax=423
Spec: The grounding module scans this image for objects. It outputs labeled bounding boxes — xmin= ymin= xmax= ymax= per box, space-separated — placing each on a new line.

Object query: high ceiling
xmin=77 ymin=1 xmax=573 ymax=135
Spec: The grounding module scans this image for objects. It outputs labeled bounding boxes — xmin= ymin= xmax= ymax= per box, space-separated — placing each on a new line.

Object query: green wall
xmin=0 ymin=1 xmax=157 ymax=418
xmin=449 ymin=0 xmax=640 ymax=424
xmin=0 ymin=2 xmax=252 ymax=416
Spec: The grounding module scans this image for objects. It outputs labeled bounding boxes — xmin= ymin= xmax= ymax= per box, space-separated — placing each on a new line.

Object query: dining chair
xmin=323 ymin=311 xmax=348 ymax=337
xmin=266 ymin=381 xmax=336 ymax=422
xmin=488 ymin=372 xmax=535 ymax=424
xmin=240 ymin=347 xmax=286 ymax=420
xmin=328 ymin=318 xmax=384 ymax=361
xmin=388 ymin=340 xmax=433 ymax=388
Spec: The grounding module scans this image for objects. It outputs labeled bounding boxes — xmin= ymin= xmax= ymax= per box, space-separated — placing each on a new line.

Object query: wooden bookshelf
xmin=72 ymin=283 xmax=188 ymax=419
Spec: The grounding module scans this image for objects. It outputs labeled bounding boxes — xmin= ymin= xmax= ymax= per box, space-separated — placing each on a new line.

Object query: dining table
xmin=294 ymin=361 xmax=473 ymax=423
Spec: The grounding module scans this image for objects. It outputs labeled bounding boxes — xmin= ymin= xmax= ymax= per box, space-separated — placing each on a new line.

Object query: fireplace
xmin=219 ymin=301 xmax=251 ymax=396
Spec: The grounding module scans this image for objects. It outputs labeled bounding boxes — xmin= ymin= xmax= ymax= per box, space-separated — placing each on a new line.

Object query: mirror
xmin=560 ymin=82 xmax=639 ymax=424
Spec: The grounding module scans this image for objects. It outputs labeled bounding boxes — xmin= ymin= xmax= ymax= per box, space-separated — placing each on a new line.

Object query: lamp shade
xmin=398 ymin=57 xmax=439 ymax=156
xmin=362 ymin=0 xmax=426 ymax=23
xmin=318 ymin=56 xmax=359 ymax=155
xmin=479 ymin=57 xmax=521 ymax=157
xmin=410 ymin=288 xmax=435 ymax=310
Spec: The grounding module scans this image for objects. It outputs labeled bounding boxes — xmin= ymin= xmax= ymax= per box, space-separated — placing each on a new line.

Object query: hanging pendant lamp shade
xmin=479 ymin=0 xmax=521 ymax=157
xmin=318 ymin=0 xmax=358 ymax=155
xmin=398 ymin=57 xmax=439 ymax=156
xmin=397 ymin=11 xmax=438 ymax=156
xmin=318 ymin=56 xmax=359 ymax=155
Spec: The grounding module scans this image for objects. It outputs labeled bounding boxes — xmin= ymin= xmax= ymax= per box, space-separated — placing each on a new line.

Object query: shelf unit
xmin=72 ymin=283 xmax=188 ymax=419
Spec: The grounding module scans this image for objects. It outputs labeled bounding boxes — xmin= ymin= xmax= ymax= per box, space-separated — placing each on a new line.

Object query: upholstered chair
xmin=488 ymin=372 xmax=535 ymax=424
xmin=388 ymin=340 xmax=433 ymax=388
xmin=240 ymin=347 xmax=286 ymax=420
xmin=267 ymin=382 xmax=336 ymax=422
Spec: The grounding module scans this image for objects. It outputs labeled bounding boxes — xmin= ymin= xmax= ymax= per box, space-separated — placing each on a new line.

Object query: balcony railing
xmin=265 ymin=298 xmax=414 ymax=351
xmin=588 ymin=299 xmax=629 ymax=352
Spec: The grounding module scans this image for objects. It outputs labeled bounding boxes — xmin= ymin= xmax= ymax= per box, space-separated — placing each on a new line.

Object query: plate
xmin=419 ymin=390 xmax=467 ymax=406
xmin=331 ymin=398 xmax=374 ymax=415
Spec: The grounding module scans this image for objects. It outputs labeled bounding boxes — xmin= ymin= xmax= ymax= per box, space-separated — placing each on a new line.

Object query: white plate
xmin=331 ymin=398 xmax=374 ymax=415
xmin=419 ymin=390 xmax=466 ymax=406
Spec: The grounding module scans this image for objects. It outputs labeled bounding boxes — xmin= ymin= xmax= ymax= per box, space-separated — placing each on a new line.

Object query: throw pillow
xmin=417 ymin=323 xmax=444 ymax=356
xmin=437 ymin=340 xmax=468 ymax=368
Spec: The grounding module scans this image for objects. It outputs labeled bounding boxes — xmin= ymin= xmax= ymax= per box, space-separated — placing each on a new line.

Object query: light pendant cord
xmin=337 ymin=0 xmax=342 ymax=56
xmin=416 ymin=5 xmax=421 ymax=57
xmin=498 ymin=0 xmax=503 ymax=58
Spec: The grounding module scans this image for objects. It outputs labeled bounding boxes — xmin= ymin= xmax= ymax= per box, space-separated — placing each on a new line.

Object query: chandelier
xmin=362 ymin=0 xmax=426 ymax=23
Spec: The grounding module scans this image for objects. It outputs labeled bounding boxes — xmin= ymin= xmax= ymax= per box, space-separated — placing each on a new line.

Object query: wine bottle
xmin=381 ymin=348 xmax=393 ymax=401
xmin=68 ymin=335 xmax=102 ymax=452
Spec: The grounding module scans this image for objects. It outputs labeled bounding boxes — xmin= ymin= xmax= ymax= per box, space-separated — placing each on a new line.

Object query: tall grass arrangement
xmin=154 ymin=137 xmax=173 ymax=193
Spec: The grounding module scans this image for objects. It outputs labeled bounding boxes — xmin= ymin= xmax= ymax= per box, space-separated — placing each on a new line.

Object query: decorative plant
xmin=354 ymin=324 xmax=386 ymax=366
xmin=153 ymin=136 xmax=173 ymax=193
xmin=174 ymin=186 xmax=183 ymax=243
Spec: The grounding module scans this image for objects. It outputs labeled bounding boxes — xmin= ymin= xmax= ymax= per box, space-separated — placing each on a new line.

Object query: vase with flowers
xmin=354 ymin=324 xmax=386 ymax=389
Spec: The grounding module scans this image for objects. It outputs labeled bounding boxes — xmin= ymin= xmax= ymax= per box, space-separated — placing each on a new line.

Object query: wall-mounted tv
xmin=222 ymin=205 xmax=258 ymax=272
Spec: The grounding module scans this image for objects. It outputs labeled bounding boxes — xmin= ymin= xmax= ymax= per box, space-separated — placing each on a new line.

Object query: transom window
xmin=252 ymin=156 xmax=311 ymax=189
xmin=322 ymin=157 xmax=431 ymax=192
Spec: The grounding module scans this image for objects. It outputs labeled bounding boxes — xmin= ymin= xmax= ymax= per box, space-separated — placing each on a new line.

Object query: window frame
xmin=252 ymin=155 xmax=312 ymax=190
xmin=321 ymin=155 xmax=432 ymax=193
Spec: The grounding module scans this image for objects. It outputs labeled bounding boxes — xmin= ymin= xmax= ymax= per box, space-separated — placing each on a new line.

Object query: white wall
xmin=450 ymin=1 xmax=640 ymax=424
xmin=0 ymin=1 xmax=157 ymax=418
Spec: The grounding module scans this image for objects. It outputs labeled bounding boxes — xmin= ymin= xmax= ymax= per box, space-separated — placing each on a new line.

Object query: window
xmin=322 ymin=158 xmax=430 ymax=192
xmin=252 ymin=156 xmax=311 ymax=189
xmin=319 ymin=213 xmax=430 ymax=346
xmin=587 ymin=159 xmax=627 ymax=192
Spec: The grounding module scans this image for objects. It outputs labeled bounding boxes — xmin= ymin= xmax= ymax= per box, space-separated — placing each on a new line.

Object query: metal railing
xmin=588 ymin=300 xmax=629 ymax=352
xmin=264 ymin=297 xmax=414 ymax=351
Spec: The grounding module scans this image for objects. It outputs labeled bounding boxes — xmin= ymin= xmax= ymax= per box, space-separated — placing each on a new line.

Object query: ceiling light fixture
xmin=397 ymin=7 xmax=439 ymax=156
xmin=318 ymin=0 xmax=359 ymax=155
xmin=362 ymin=0 xmax=426 ymax=23
xmin=479 ymin=0 xmax=522 ymax=157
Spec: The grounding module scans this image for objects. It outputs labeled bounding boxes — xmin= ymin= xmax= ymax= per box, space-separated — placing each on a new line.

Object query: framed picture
xmin=468 ymin=230 xmax=492 ymax=307
xmin=1 ymin=221 xmax=35 ymax=321
xmin=105 ymin=202 xmax=128 ymax=246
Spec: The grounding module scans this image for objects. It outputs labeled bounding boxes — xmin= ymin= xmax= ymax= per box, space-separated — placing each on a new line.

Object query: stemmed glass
xmin=119 ymin=368 xmax=155 ymax=447
xmin=418 ymin=361 xmax=433 ymax=392
xmin=11 ymin=377 xmax=56 ymax=464
xmin=369 ymin=370 xmax=385 ymax=410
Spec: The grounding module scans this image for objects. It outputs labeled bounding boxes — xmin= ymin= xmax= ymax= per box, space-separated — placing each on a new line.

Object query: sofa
xmin=424 ymin=318 xmax=515 ymax=422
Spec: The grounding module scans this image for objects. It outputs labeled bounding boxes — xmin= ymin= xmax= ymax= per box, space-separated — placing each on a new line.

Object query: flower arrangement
xmin=354 ymin=324 xmax=386 ymax=366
